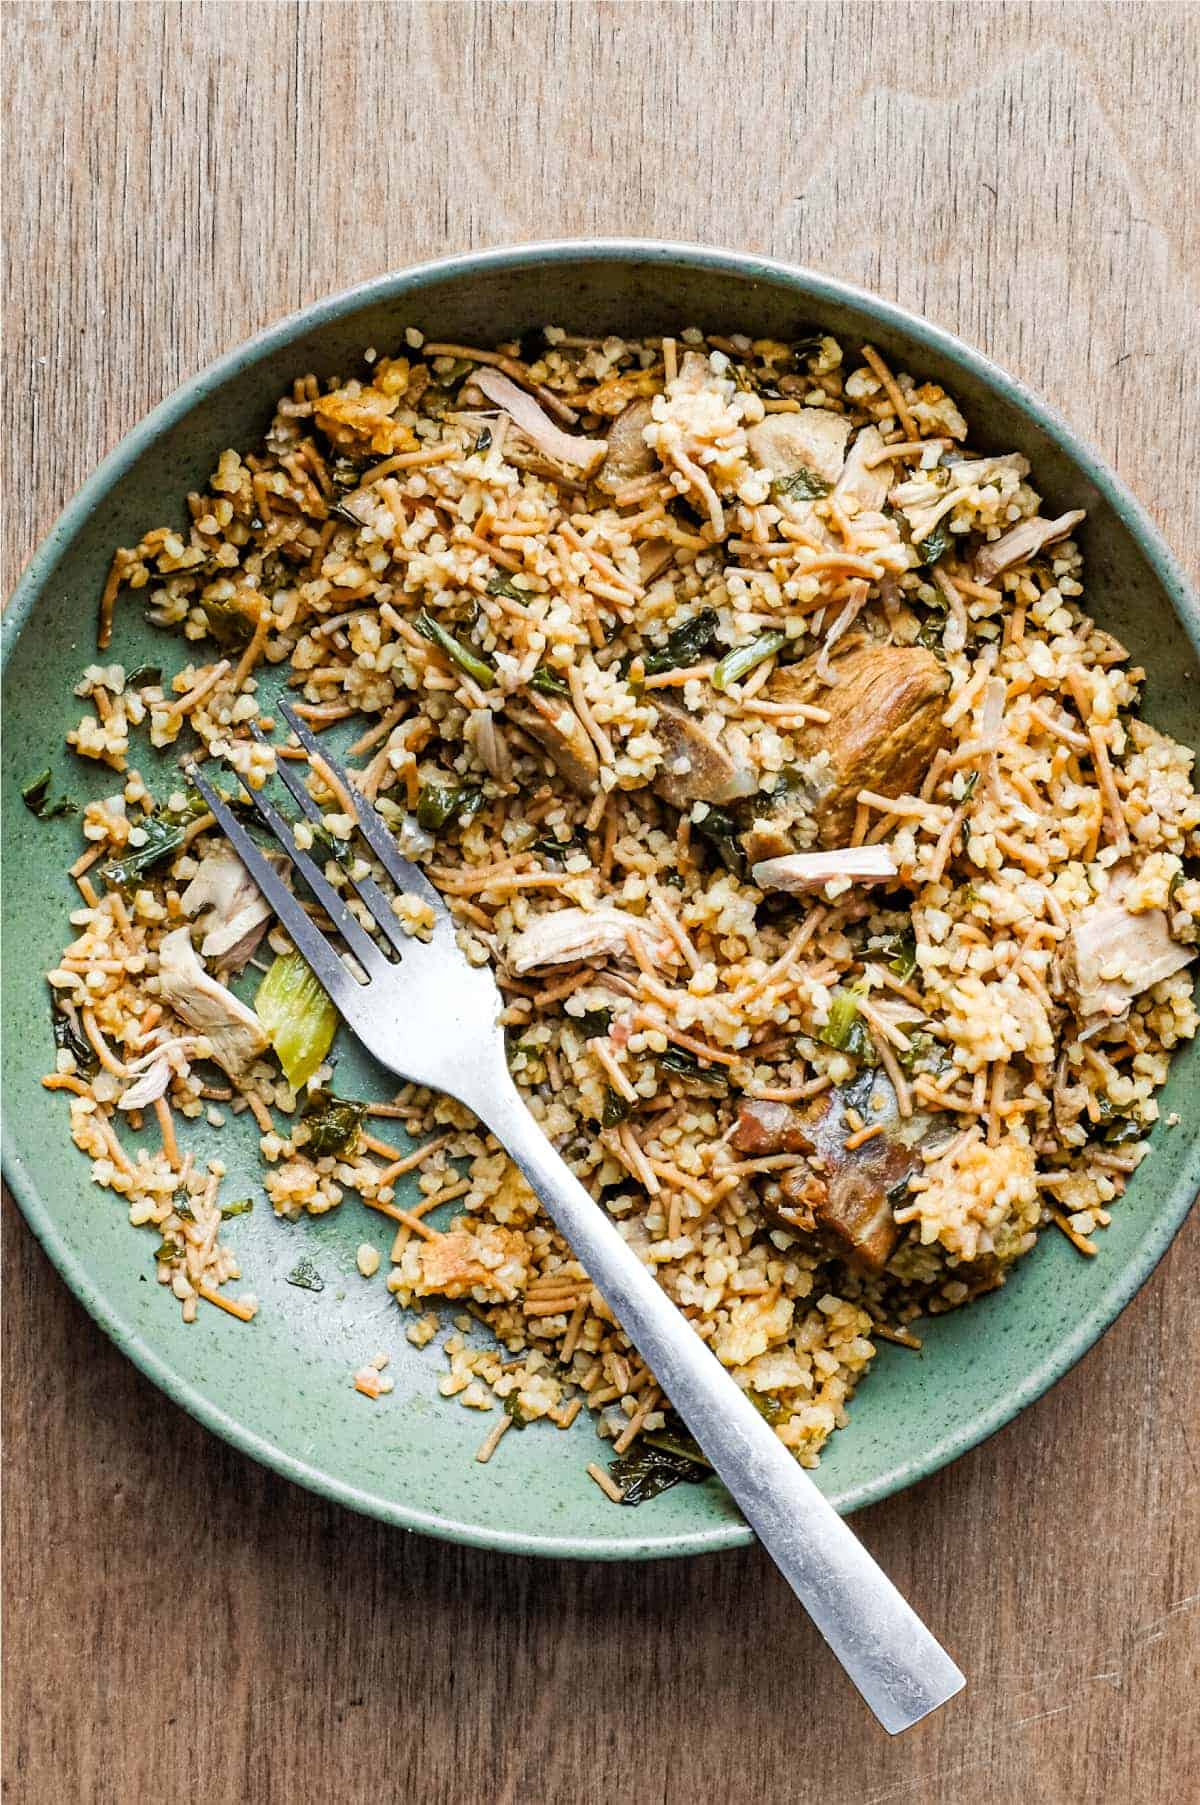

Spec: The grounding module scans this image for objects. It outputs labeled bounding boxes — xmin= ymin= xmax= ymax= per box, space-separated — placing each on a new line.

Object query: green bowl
xmin=4 ymin=242 xmax=1198 ymax=1558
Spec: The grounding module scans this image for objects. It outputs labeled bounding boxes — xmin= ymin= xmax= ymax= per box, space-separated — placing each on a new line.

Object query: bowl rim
xmin=4 ymin=237 xmax=1199 ymax=1560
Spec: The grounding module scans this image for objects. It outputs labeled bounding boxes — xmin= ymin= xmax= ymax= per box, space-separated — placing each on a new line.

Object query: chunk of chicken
xmin=768 ymin=644 xmax=949 ymax=846
xmin=651 ymin=700 xmax=758 ymax=810
xmin=596 ymin=397 xmax=656 ymax=494
xmin=1067 ymin=880 xmax=1194 ymax=1019
xmin=974 ymin=509 xmax=1086 ymax=579
xmin=472 ymin=369 xmax=606 ymax=477
xmin=746 ymin=410 xmax=852 ymax=484
xmin=832 ymin=425 xmax=893 ymax=512
xmin=506 ymin=907 xmax=645 ymax=975
xmin=181 ymin=848 xmax=275 ymax=973
xmin=156 ymin=927 xmax=268 ymax=1080
xmin=752 ymin=847 xmax=898 ymax=892
xmin=507 ymin=693 xmax=599 ymax=794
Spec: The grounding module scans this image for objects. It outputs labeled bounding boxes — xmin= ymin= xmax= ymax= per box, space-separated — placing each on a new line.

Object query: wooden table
xmin=4 ymin=5 xmax=1198 ymax=1800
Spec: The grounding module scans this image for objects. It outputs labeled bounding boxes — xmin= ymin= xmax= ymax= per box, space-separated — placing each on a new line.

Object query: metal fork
xmin=185 ymin=699 xmax=964 ymax=1733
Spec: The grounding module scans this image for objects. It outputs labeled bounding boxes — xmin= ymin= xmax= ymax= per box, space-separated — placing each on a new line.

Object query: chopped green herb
xmin=747 ymin=1390 xmax=788 ymax=1426
xmin=609 ymin=1443 xmax=710 ymax=1506
xmin=124 ymin=664 xmax=163 ymax=688
xmin=711 ymin=630 xmax=787 ymax=692
xmin=530 ymin=831 xmax=582 ymax=865
xmin=21 ymin=770 xmax=77 ymax=821
xmin=100 ymin=788 xmax=210 ymax=888
xmin=502 ymin=1393 xmax=530 ymax=1428
xmin=916 ymin=521 xmax=953 ymax=568
xmin=1101 ymin=1117 xmax=1146 ymax=1147
xmin=255 ymin=951 xmax=338 ymax=1090
xmin=414 ymin=609 xmax=497 ymax=687
xmin=657 ymin=1044 xmax=730 ymax=1094
xmin=528 ymin=663 xmax=569 ymax=697
xmin=692 ymin=807 xmax=745 ymax=876
xmin=199 ymin=594 xmax=257 ymax=649
xmin=301 ymin=1089 xmax=367 ymax=1157
xmin=771 ymin=467 xmax=831 ymax=502
xmin=219 ymin=1198 xmax=254 ymax=1219
xmin=868 ymin=930 xmax=918 ymax=982
xmin=959 ymin=771 xmax=980 ymax=804
xmin=791 ymin=332 xmax=825 ymax=361
xmin=51 ymin=1000 xmax=98 ymax=1076
xmin=415 ymin=782 xmax=484 ymax=834
xmin=285 ymin=1256 xmax=325 ymax=1293
xmin=575 ymin=1007 xmax=613 ymax=1039
xmin=472 ymin=426 xmax=493 ymax=455
xmin=153 ymin=1238 xmax=185 ymax=1266
xmin=601 ymin=1087 xmax=631 ymax=1128
xmin=485 ymin=572 xmax=531 ymax=604
xmin=895 ymin=1030 xmax=949 ymax=1077
xmin=640 ymin=607 xmax=719 ymax=677
xmin=818 ymin=987 xmax=877 ymax=1065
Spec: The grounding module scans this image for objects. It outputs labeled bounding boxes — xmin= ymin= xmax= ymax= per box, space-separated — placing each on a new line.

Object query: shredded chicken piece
xmin=156 ymin=927 xmax=268 ymax=1079
xmin=473 ymin=369 xmax=606 ymax=477
xmin=745 ymin=410 xmax=852 ymax=484
xmin=833 ymin=425 xmax=894 ymax=511
xmin=506 ymin=907 xmax=650 ymax=975
xmin=596 ymin=397 xmax=656 ymax=493
xmin=1068 ymin=875 xmax=1194 ymax=1019
xmin=508 ymin=693 xmax=599 ymax=794
xmin=181 ymin=847 xmax=275 ymax=972
xmin=464 ymin=708 xmax=512 ymax=784
xmin=752 ymin=847 xmax=898 ymax=892
xmin=975 ymin=509 xmax=1087 ymax=578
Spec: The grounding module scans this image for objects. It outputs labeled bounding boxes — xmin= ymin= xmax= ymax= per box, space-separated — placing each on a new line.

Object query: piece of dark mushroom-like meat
xmin=974 ymin=509 xmax=1086 ymax=580
xmin=596 ymin=397 xmax=657 ymax=494
xmin=651 ymin=699 xmax=758 ymax=810
xmin=734 ymin=1078 xmax=951 ymax=1275
xmin=507 ymin=692 xmax=599 ymax=795
xmin=767 ymin=644 xmax=949 ymax=846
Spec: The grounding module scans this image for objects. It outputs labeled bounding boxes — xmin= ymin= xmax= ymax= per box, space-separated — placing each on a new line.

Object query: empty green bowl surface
xmin=4 ymin=242 xmax=1199 ymax=1558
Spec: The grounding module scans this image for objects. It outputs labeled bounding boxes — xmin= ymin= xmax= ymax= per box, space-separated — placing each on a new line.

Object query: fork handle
xmin=479 ymin=1083 xmax=964 ymax=1733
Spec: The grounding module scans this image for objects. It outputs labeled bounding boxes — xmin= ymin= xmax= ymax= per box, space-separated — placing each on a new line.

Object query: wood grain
xmin=3 ymin=4 xmax=1198 ymax=1802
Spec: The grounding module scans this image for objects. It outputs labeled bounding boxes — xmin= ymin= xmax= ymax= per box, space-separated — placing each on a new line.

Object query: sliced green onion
xmin=414 ymin=609 xmax=497 ymax=687
xmin=817 ymin=987 xmax=877 ymax=1064
xmin=711 ymin=631 xmax=786 ymax=692
xmin=255 ymin=951 xmax=339 ymax=1090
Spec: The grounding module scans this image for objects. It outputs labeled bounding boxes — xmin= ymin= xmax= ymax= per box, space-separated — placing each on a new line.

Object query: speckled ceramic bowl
xmin=4 ymin=242 xmax=1198 ymax=1558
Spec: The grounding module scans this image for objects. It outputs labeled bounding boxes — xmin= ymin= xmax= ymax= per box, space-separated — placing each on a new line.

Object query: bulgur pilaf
xmin=40 ymin=323 xmax=1199 ymax=1496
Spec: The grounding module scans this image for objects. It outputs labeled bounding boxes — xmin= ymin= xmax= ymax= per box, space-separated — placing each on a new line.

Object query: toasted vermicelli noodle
xmin=45 ymin=324 xmax=1198 ymax=1485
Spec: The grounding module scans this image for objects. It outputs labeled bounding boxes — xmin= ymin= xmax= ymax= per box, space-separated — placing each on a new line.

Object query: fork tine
xmin=182 ymin=763 xmax=370 ymax=1028
xmin=254 ymin=726 xmax=413 ymax=959
xmin=275 ymin=701 xmax=451 ymax=920
xmin=206 ymin=762 xmax=390 ymax=978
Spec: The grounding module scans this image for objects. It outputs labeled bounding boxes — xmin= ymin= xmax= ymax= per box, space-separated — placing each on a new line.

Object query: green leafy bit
xmin=124 ymin=664 xmax=163 ymax=688
xmin=415 ymin=782 xmax=484 ymax=834
xmin=959 ymin=771 xmax=980 ymax=804
xmin=22 ymin=770 xmax=78 ymax=821
xmin=153 ymin=1238 xmax=185 ymax=1266
xmin=869 ymin=930 xmax=918 ymax=982
xmin=414 ymin=609 xmax=497 ymax=687
xmin=609 ymin=1442 xmax=710 ymax=1506
xmin=711 ymin=631 xmax=787 ymax=692
xmin=640 ymin=607 xmax=720 ymax=677
xmin=601 ymin=1087 xmax=632 ymax=1128
xmin=100 ymin=788 xmax=210 ymax=888
xmin=530 ymin=831 xmax=583 ymax=865
xmin=692 ymin=807 xmax=745 ymax=876
xmin=285 ymin=1256 xmax=325 ymax=1293
xmin=219 ymin=1198 xmax=254 ymax=1219
xmin=818 ymin=987 xmax=877 ymax=1065
xmin=255 ymin=951 xmax=339 ymax=1091
xmin=528 ymin=663 xmax=569 ymax=697
xmin=574 ymin=1007 xmax=613 ymax=1039
xmin=199 ymin=593 xmax=258 ymax=649
xmin=502 ymin=1394 xmax=531 ymax=1428
xmin=747 ymin=1390 xmax=788 ymax=1426
xmin=895 ymin=1030 xmax=949 ymax=1077
xmin=771 ymin=466 xmax=831 ymax=502
xmin=300 ymin=1089 xmax=367 ymax=1157
xmin=657 ymin=1044 xmax=730 ymax=1094
xmin=472 ymin=426 xmax=493 ymax=455
xmin=51 ymin=1000 xmax=99 ymax=1076
xmin=485 ymin=572 xmax=531 ymax=604
xmin=915 ymin=521 xmax=953 ymax=568
xmin=1095 ymin=1096 xmax=1147 ymax=1146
